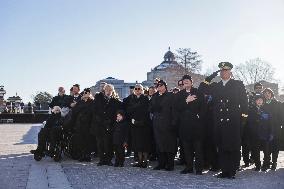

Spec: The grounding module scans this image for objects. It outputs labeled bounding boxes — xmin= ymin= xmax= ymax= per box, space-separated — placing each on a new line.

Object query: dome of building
xmin=163 ymin=47 xmax=175 ymax=61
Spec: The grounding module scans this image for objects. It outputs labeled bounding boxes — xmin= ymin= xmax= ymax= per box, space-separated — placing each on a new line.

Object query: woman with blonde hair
xmin=91 ymin=84 xmax=122 ymax=166
xmin=125 ymin=84 xmax=152 ymax=168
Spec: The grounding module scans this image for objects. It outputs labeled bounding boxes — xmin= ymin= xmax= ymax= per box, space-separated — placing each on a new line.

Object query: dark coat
xmin=199 ymin=79 xmax=248 ymax=151
xmin=49 ymin=94 xmax=69 ymax=108
xmin=70 ymin=98 xmax=94 ymax=156
xmin=150 ymin=91 xmax=177 ymax=153
xmin=64 ymin=94 xmax=82 ymax=108
xmin=174 ymin=88 xmax=207 ymax=141
xmin=45 ymin=113 xmax=63 ymax=129
xmin=73 ymin=98 xmax=93 ymax=134
xmin=125 ymin=94 xmax=152 ymax=152
xmin=248 ymin=105 xmax=272 ymax=143
xmin=263 ymin=99 xmax=282 ymax=140
xmin=91 ymin=92 xmax=122 ymax=137
xmin=113 ymin=120 xmax=129 ymax=145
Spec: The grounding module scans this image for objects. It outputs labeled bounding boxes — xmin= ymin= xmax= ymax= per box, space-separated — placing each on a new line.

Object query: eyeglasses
xmin=134 ymin=88 xmax=141 ymax=90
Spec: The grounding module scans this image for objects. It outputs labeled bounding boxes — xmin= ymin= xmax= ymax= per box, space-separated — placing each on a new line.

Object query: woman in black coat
xmin=150 ymin=80 xmax=177 ymax=171
xmin=91 ymin=84 xmax=122 ymax=166
xmin=125 ymin=84 xmax=152 ymax=168
xmin=72 ymin=88 xmax=94 ymax=162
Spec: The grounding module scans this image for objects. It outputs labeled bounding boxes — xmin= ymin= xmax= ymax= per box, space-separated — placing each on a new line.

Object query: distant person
xmin=49 ymin=87 xmax=68 ymax=109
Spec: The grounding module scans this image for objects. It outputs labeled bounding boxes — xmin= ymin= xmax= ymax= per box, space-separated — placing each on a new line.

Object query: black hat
xmin=157 ymin=80 xmax=167 ymax=87
xmin=218 ymin=62 xmax=233 ymax=70
xmin=182 ymin=74 xmax=192 ymax=81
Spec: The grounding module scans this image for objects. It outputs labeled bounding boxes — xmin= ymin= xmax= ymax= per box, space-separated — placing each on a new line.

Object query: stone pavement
xmin=0 ymin=124 xmax=283 ymax=189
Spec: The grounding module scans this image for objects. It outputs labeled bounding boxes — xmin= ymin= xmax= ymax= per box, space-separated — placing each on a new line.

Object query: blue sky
xmin=1 ymin=0 xmax=284 ymax=102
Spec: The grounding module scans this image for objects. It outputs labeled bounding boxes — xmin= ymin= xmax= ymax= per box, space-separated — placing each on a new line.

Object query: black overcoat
xmin=199 ymin=79 xmax=248 ymax=151
xmin=150 ymin=91 xmax=177 ymax=153
xmin=125 ymin=94 xmax=152 ymax=152
xmin=174 ymin=88 xmax=206 ymax=141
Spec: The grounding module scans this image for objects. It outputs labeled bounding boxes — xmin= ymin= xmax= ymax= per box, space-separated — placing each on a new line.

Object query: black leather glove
xmin=205 ymin=70 xmax=220 ymax=83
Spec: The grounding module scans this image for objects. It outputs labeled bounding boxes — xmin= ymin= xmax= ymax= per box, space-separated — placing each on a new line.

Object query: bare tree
xmin=234 ymin=58 xmax=275 ymax=85
xmin=175 ymin=48 xmax=202 ymax=74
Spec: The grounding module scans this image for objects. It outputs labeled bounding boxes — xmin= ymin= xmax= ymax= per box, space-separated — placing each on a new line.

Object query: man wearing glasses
xmin=150 ymin=80 xmax=176 ymax=171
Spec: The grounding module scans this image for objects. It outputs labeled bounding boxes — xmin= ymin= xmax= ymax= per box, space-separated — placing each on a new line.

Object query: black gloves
xmin=205 ymin=70 xmax=220 ymax=83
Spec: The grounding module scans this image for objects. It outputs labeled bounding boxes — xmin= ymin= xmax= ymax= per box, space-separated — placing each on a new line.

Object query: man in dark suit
xmin=174 ymin=75 xmax=207 ymax=175
xmin=199 ymin=62 xmax=248 ymax=179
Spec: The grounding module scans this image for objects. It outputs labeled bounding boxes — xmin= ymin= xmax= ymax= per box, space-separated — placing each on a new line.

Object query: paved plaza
xmin=0 ymin=124 xmax=283 ymax=189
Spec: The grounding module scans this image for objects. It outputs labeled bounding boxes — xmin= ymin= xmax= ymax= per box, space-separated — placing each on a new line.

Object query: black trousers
xmin=270 ymin=139 xmax=280 ymax=164
xmin=183 ymin=140 xmax=203 ymax=172
xmin=77 ymin=131 xmax=92 ymax=157
xmin=96 ymin=134 xmax=113 ymax=163
xmin=157 ymin=152 xmax=175 ymax=169
xmin=177 ymin=138 xmax=185 ymax=163
xmin=203 ymin=139 xmax=219 ymax=170
xmin=242 ymin=140 xmax=251 ymax=165
xmin=252 ymin=139 xmax=270 ymax=167
xmin=218 ymin=149 xmax=240 ymax=176
xmin=114 ymin=144 xmax=125 ymax=164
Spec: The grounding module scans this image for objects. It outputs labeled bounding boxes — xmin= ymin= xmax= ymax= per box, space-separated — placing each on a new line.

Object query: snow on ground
xmin=0 ymin=124 xmax=283 ymax=189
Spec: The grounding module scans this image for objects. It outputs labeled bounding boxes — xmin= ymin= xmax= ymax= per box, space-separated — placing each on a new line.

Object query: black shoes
xmin=79 ymin=155 xmax=91 ymax=162
xmin=153 ymin=165 xmax=165 ymax=170
xmin=132 ymin=162 xmax=142 ymax=167
xmin=261 ymin=165 xmax=269 ymax=171
xmin=271 ymin=163 xmax=277 ymax=171
xmin=244 ymin=162 xmax=250 ymax=167
xmin=196 ymin=171 xmax=203 ymax=175
xmin=254 ymin=166 xmax=260 ymax=171
xmin=141 ymin=161 xmax=148 ymax=168
xmin=180 ymin=168 xmax=193 ymax=174
xmin=217 ymin=172 xmax=235 ymax=179
xmin=165 ymin=165 xmax=174 ymax=171
xmin=97 ymin=161 xmax=105 ymax=166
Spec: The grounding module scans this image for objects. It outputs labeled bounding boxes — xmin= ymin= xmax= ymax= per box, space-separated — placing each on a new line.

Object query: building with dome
xmin=142 ymin=47 xmax=206 ymax=90
xmin=91 ymin=47 xmax=206 ymax=99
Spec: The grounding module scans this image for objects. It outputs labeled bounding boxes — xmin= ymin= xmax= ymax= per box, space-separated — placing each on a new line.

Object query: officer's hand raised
xmin=205 ymin=70 xmax=221 ymax=83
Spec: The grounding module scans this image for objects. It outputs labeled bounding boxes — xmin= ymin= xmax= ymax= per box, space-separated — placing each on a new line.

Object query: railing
xmin=0 ymin=114 xmax=49 ymax=123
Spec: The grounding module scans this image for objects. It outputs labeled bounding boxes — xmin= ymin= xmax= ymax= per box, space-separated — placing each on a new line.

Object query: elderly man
xmin=199 ymin=62 xmax=248 ymax=179
xmin=49 ymin=87 xmax=67 ymax=109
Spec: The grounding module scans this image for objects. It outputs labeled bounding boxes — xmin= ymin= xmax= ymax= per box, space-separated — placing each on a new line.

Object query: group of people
xmin=31 ymin=62 xmax=283 ymax=179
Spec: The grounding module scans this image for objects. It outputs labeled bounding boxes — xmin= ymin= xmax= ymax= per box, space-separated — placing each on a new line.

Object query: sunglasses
xmin=84 ymin=91 xmax=89 ymax=94
xmin=178 ymin=84 xmax=184 ymax=86
xmin=134 ymin=88 xmax=141 ymax=90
